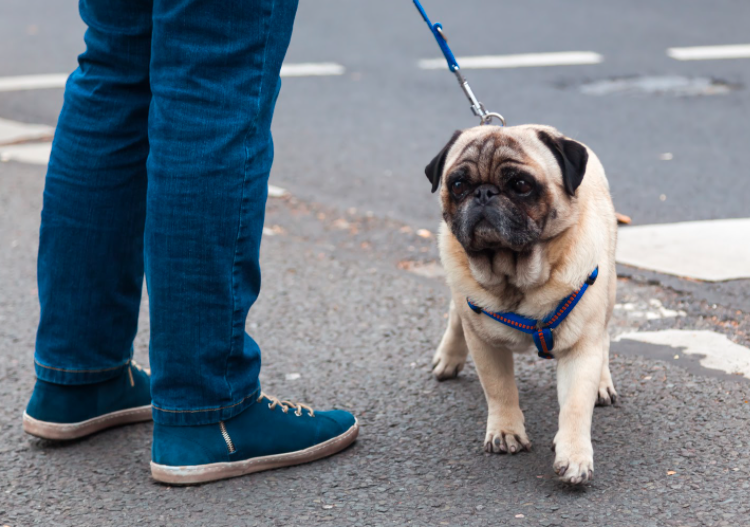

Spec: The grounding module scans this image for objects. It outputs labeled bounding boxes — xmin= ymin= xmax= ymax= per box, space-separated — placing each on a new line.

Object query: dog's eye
xmin=451 ymin=180 xmax=466 ymax=195
xmin=511 ymin=178 xmax=533 ymax=195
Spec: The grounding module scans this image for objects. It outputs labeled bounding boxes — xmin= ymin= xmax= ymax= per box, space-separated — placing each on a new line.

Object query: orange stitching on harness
xmin=538 ymin=329 xmax=549 ymax=354
xmin=547 ymin=288 xmax=581 ymax=325
xmin=490 ymin=313 xmax=534 ymax=330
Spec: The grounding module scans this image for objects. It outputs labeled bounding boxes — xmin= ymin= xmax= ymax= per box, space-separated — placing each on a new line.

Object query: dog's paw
xmin=595 ymin=380 xmax=618 ymax=407
xmin=552 ymin=437 xmax=594 ymax=485
xmin=484 ymin=424 xmax=532 ymax=454
xmin=431 ymin=349 xmax=466 ymax=381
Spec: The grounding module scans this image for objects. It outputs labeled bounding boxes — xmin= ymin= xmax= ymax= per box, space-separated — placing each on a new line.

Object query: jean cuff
xmin=151 ymin=384 xmax=261 ymax=426
xmin=34 ymin=356 xmax=132 ymax=385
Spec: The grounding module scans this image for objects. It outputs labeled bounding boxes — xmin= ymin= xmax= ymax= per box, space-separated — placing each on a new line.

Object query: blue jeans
xmin=34 ymin=0 xmax=299 ymax=426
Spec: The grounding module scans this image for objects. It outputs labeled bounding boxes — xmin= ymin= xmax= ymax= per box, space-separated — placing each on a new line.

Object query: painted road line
xmin=616 ymin=330 xmax=750 ymax=379
xmin=0 ymin=64 xmax=345 ymax=94
xmin=0 ymin=140 xmax=295 ymax=212
xmin=616 ymin=218 xmax=750 ymax=282
xmin=0 ymin=118 xmax=55 ymax=146
xmin=280 ymin=63 xmax=345 ymax=77
xmin=668 ymin=44 xmax=750 ymax=61
xmin=0 ymin=142 xmax=52 ymax=165
xmin=419 ymin=51 xmax=603 ymax=70
xmin=0 ymin=73 xmax=68 ymax=92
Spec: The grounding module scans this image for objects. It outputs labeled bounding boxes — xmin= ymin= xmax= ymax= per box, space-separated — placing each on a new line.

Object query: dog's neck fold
xmin=448 ymin=218 xmax=594 ymax=316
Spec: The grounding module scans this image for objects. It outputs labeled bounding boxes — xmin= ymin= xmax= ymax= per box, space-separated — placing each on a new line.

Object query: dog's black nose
xmin=474 ymin=184 xmax=500 ymax=205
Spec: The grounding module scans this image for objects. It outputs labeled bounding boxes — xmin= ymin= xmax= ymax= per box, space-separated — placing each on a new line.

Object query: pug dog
xmin=426 ymin=124 xmax=617 ymax=485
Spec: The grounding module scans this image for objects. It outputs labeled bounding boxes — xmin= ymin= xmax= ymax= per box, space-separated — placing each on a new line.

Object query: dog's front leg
xmin=553 ymin=335 xmax=604 ymax=484
xmin=464 ymin=326 xmax=531 ymax=454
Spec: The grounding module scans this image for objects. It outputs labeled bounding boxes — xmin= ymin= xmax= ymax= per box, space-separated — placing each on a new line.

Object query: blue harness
xmin=467 ymin=268 xmax=599 ymax=359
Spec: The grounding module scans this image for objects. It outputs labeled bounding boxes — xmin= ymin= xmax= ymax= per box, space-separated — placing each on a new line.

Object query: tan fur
xmin=431 ymin=124 xmax=618 ymax=485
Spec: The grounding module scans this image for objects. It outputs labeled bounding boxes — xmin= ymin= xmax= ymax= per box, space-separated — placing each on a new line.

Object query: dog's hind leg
xmin=432 ymin=299 xmax=469 ymax=380
xmin=595 ymin=334 xmax=618 ymax=406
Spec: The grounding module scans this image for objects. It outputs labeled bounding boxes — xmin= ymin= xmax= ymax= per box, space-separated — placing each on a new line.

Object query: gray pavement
xmin=2 ymin=0 xmax=750 ymax=526
xmin=0 ymin=171 xmax=750 ymax=527
xmin=2 ymin=164 xmax=750 ymax=526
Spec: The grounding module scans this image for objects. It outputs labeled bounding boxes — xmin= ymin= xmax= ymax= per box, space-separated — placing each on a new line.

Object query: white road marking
xmin=0 ymin=63 xmax=345 ymax=94
xmin=1 ymin=141 xmax=294 ymax=200
xmin=616 ymin=218 xmax=750 ymax=282
xmin=0 ymin=117 xmax=55 ymax=146
xmin=667 ymin=44 xmax=750 ymax=61
xmin=0 ymin=134 xmax=296 ymax=203
xmin=0 ymin=73 xmax=68 ymax=92
xmin=419 ymin=51 xmax=603 ymax=70
xmin=616 ymin=330 xmax=750 ymax=378
xmin=0 ymin=142 xmax=52 ymax=165
xmin=280 ymin=63 xmax=345 ymax=77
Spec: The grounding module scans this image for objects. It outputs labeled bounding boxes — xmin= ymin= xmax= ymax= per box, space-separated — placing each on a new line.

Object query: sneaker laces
xmin=130 ymin=360 xmax=151 ymax=375
xmin=257 ymin=392 xmax=315 ymax=417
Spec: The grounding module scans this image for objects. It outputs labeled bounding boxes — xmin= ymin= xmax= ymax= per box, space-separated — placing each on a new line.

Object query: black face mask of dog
xmin=425 ymin=128 xmax=588 ymax=254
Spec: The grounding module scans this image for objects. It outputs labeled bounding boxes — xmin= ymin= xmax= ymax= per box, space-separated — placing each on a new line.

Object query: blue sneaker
xmin=150 ymin=392 xmax=359 ymax=485
xmin=23 ymin=361 xmax=152 ymax=440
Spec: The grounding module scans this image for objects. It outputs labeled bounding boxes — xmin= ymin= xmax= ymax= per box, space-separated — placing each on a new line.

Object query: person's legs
xmin=145 ymin=0 xmax=296 ymax=425
xmin=146 ymin=0 xmax=357 ymax=483
xmin=24 ymin=0 xmax=153 ymax=439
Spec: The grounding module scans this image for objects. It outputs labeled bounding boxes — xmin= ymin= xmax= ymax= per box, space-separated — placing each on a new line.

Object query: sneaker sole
xmin=150 ymin=419 xmax=359 ymax=485
xmin=22 ymin=406 xmax=153 ymax=441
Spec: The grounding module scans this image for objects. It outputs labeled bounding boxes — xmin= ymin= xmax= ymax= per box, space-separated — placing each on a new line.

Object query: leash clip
xmin=453 ymin=69 xmax=506 ymax=126
xmin=413 ymin=0 xmax=506 ymax=127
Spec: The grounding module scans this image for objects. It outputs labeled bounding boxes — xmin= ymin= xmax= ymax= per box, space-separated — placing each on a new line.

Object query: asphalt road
xmin=2 ymin=1 xmax=750 ymax=526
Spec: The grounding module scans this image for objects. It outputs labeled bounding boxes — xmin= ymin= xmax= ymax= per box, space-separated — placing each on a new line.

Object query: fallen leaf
xmin=615 ymin=212 xmax=632 ymax=225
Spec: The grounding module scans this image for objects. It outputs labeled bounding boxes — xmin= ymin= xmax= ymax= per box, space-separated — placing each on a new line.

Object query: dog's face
xmin=425 ymin=125 xmax=589 ymax=254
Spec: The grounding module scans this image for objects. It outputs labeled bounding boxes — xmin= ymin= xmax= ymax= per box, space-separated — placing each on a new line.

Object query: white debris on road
xmin=267 ymin=185 xmax=288 ymax=198
xmin=616 ymin=329 xmax=750 ymax=378
xmin=614 ymin=299 xmax=687 ymax=320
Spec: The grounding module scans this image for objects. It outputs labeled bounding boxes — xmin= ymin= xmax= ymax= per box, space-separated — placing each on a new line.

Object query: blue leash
xmin=467 ymin=268 xmax=599 ymax=359
xmin=412 ymin=0 xmax=506 ymax=126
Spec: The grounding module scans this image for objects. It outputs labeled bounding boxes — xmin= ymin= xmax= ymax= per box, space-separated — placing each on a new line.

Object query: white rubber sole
xmin=22 ymin=406 xmax=153 ymax=440
xmin=151 ymin=419 xmax=359 ymax=485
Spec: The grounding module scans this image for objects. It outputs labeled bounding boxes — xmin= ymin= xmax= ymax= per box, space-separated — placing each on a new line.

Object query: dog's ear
xmin=425 ymin=130 xmax=463 ymax=194
xmin=537 ymin=131 xmax=589 ymax=196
